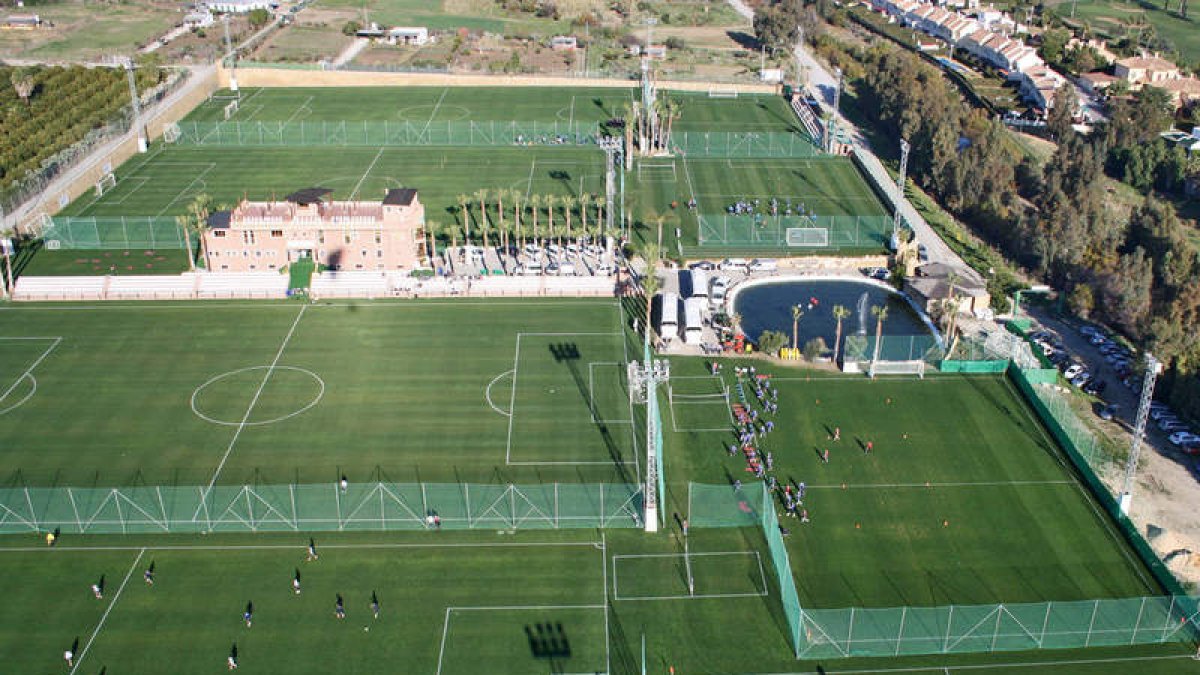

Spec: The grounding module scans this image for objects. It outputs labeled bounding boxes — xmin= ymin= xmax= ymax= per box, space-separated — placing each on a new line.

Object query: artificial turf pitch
xmin=0 ymin=298 xmax=1192 ymax=672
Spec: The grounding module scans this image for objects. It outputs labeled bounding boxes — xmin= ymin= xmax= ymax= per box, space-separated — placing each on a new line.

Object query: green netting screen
xmin=0 ymin=483 xmax=643 ymax=534
xmin=42 ymin=216 xmax=188 ymax=250
xmin=687 ymin=482 xmax=1200 ymax=658
xmin=671 ymin=131 xmax=820 ymax=158
xmin=172 ymin=120 xmax=598 ymax=147
xmin=842 ymin=334 xmax=945 ymax=364
xmin=696 ymin=213 xmax=892 ymax=250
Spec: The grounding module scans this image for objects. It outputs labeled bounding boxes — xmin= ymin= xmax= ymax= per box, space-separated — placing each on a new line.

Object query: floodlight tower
xmin=891 ymin=138 xmax=910 ymax=245
xmin=1120 ymin=354 xmax=1164 ymax=515
xmin=223 ymin=14 xmax=238 ymax=93
xmin=123 ymin=58 xmax=148 ymax=153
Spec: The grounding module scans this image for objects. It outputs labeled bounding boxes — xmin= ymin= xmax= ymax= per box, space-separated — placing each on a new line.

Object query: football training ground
xmin=0 ymin=298 xmax=1195 ymax=673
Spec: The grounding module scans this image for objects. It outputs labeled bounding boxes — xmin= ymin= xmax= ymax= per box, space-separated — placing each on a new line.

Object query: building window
xmin=213 ymin=230 xmax=227 ymax=238
xmin=271 ymin=230 xmax=283 ymax=238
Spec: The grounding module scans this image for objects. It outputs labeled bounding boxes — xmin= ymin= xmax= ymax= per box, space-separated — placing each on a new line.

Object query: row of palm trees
xmin=430 ymin=188 xmax=611 ymax=262
xmin=783 ymin=303 xmax=889 ymax=363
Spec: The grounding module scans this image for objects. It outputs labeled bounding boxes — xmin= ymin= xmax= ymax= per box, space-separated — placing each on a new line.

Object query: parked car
xmin=1169 ymin=431 xmax=1200 ymax=446
xmin=1098 ymin=403 xmax=1119 ymax=421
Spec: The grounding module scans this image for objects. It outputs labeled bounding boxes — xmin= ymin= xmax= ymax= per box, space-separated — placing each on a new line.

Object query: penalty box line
xmin=611 ymin=551 xmax=769 ymax=601
xmin=0 ymin=336 xmax=62 ymax=404
xmin=506 ymin=332 xmax=637 ymax=467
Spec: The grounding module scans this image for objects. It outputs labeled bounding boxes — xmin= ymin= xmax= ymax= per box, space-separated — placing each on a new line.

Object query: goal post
xmin=95 ymin=173 xmax=117 ymax=197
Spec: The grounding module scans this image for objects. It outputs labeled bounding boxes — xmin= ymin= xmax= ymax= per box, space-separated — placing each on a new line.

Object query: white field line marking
xmin=154 ymin=163 xmax=216 ymax=217
xmin=420 ymin=87 xmax=449 ymax=137
xmin=485 ymin=370 xmax=515 ymax=417
xmin=0 ymin=337 xmax=60 ymax=403
xmin=349 ymin=146 xmax=385 ymax=200
xmin=611 ymin=551 xmax=768 ymax=601
xmin=0 ymin=540 xmax=604 ymax=554
xmin=69 ymin=547 xmax=145 ymax=675
xmin=197 ymin=305 xmax=307 ymax=507
xmin=436 ymin=603 xmax=608 ymax=675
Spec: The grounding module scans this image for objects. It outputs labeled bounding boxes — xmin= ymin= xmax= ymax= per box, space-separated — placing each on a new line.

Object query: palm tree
xmin=832 ymin=304 xmax=851 ymax=363
xmin=870 ymin=305 xmax=890 ymax=369
xmin=528 ymin=194 xmax=542 ymax=245
xmin=473 ymin=189 xmax=490 ymax=248
xmin=561 ymin=194 xmax=577 ymax=244
xmin=641 ymin=243 xmax=661 ymax=346
xmin=187 ymin=194 xmax=214 ymax=270
xmin=791 ymin=305 xmax=804 ymax=351
xmin=10 ymin=67 xmax=34 ymax=106
xmin=456 ymin=193 xmax=471 ymax=246
xmin=545 ymin=195 xmax=559 ymax=246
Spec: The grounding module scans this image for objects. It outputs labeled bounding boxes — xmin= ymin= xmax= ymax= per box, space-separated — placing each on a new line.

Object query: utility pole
xmin=1120 ymin=354 xmax=1164 ymax=515
xmin=123 ymin=58 xmax=148 ymax=153
xmin=223 ymin=14 xmax=239 ymax=93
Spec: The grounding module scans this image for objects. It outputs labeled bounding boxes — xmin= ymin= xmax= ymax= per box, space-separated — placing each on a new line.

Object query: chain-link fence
xmin=171 ymin=119 xmax=599 ymax=147
xmin=0 ymin=482 xmax=644 ymax=534
xmin=40 ymin=216 xmax=188 ymax=250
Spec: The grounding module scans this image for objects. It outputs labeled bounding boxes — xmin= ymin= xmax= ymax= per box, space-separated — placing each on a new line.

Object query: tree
xmin=791 ymin=305 xmax=804 ymax=350
xmin=10 ymin=67 xmax=34 ymax=106
xmin=641 ymin=243 xmax=660 ymax=345
xmin=757 ymin=330 xmax=788 ymax=356
xmin=803 ymin=337 xmax=827 ymax=362
xmin=248 ymin=8 xmax=271 ymax=29
xmin=870 ymin=305 xmax=889 ymax=367
xmin=831 ymin=304 xmax=851 ymax=363
xmin=1047 ymin=82 xmax=1078 ymax=141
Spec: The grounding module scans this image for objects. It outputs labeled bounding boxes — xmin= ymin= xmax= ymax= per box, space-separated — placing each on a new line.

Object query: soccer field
xmin=663 ymin=362 xmax=1160 ymax=612
xmin=0 ymin=299 xmax=636 ymax=487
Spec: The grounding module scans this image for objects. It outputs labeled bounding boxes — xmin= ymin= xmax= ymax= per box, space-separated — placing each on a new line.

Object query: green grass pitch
xmin=0 ymin=300 xmax=1194 ymax=672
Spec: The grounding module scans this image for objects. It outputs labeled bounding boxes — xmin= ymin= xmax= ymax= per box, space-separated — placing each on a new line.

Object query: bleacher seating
xmin=196 ymin=272 xmax=288 ymax=299
xmin=12 ymin=276 xmax=107 ymax=301
xmin=106 ymin=275 xmax=196 ymax=300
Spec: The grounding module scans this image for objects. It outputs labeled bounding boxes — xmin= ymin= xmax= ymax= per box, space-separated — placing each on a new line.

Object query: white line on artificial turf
xmin=197 ymin=305 xmax=307 ymax=509
xmin=69 ymin=547 xmax=145 ymax=675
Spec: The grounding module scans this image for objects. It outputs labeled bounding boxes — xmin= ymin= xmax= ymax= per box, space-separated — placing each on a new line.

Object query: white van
xmin=749 ymin=258 xmax=778 ymax=272
xmin=689 ymin=269 xmax=709 ymax=299
xmin=659 ymin=292 xmax=680 ymax=342
xmin=683 ymin=297 xmax=705 ymax=345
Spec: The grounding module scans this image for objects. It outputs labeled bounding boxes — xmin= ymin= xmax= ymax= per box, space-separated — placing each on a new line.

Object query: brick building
xmin=204 ymin=188 xmax=426 ymax=273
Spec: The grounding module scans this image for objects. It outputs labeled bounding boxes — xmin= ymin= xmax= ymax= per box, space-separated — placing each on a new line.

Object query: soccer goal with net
xmin=868 ymin=360 xmax=926 ymax=379
xmin=94 ymin=172 xmax=117 ymax=197
xmin=785 ymin=227 xmax=829 ymax=247
xmin=636 ymin=160 xmax=678 ymax=182
xmin=708 ymin=88 xmax=739 ymax=98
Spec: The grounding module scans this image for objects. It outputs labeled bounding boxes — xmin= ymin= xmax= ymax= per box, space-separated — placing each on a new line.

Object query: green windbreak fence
xmin=0 ymin=483 xmax=643 ymax=534
xmin=171 ymin=120 xmax=598 ymax=147
xmin=671 ymin=131 xmax=820 ymax=158
xmin=42 ymin=216 xmax=188 ymax=250
xmin=687 ymin=482 xmax=1200 ymax=658
xmin=696 ymin=213 xmax=892 ymax=250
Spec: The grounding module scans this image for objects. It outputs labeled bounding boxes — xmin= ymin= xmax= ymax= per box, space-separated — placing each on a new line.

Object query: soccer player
xmin=335 ymin=594 xmax=346 ymax=620
xmin=243 ymin=602 xmax=253 ymax=628
xmin=306 ymin=538 xmax=318 ymax=562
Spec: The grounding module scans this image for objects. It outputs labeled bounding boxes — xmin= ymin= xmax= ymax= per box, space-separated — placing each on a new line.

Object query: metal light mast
xmin=123 ymin=58 xmax=148 ymax=153
xmin=1120 ymin=354 xmax=1164 ymax=515
xmin=892 ymin=138 xmax=910 ymax=243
